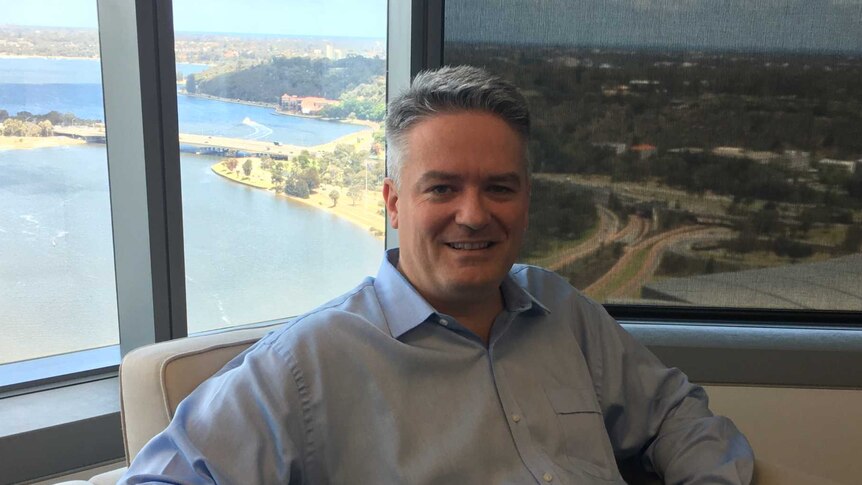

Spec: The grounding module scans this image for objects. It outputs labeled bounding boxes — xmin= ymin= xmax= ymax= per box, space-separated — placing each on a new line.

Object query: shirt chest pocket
xmin=545 ymin=387 xmax=618 ymax=481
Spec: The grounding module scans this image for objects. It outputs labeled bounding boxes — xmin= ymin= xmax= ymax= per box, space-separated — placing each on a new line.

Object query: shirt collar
xmin=500 ymin=271 xmax=551 ymax=315
xmin=374 ymin=249 xmax=551 ymax=339
xmin=373 ymin=249 xmax=439 ymax=338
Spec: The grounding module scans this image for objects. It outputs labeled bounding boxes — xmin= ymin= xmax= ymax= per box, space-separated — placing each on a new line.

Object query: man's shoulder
xmin=508 ymin=263 xmax=609 ymax=318
xmin=509 ymin=263 xmax=583 ymax=301
xmin=261 ymin=276 xmax=389 ymax=349
xmin=510 ymin=263 xmax=571 ymax=286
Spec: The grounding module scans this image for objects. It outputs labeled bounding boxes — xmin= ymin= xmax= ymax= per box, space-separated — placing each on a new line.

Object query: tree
xmin=224 ymin=158 xmax=238 ymax=171
xmin=259 ymin=156 xmax=273 ymax=171
xmin=186 ymin=73 xmax=197 ymax=94
xmin=329 ymin=189 xmax=340 ymax=207
xmin=284 ymin=176 xmax=310 ymax=198
xmin=295 ymin=150 xmax=315 ymax=170
xmin=270 ymin=161 xmax=285 ymax=186
xmin=347 ymin=184 xmax=363 ymax=206
xmin=301 ymin=167 xmax=321 ymax=190
xmin=1 ymin=119 xmax=24 ymax=136
xmin=842 ymin=225 xmax=862 ymax=253
xmin=242 ymin=159 xmax=253 ymax=177
xmin=38 ymin=120 xmax=54 ymax=136
xmin=22 ymin=121 xmax=42 ymax=137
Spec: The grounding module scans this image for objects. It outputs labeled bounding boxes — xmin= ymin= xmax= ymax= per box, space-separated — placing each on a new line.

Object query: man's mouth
xmin=446 ymin=241 xmax=494 ymax=250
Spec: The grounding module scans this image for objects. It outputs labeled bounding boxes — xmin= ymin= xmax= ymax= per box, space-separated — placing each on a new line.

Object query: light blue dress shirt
xmin=121 ymin=249 xmax=753 ymax=484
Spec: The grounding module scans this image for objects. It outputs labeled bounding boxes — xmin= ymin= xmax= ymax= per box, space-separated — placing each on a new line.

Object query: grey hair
xmin=385 ymin=65 xmax=531 ymax=187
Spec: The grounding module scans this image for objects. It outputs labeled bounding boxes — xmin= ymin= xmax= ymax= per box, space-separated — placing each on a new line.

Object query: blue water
xmin=0 ymin=57 xmax=382 ymax=363
xmin=0 ymin=57 xmax=363 ymax=144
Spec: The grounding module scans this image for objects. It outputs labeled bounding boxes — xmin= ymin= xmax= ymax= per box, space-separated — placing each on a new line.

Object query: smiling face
xmin=383 ymin=111 xmax=530 ymax=308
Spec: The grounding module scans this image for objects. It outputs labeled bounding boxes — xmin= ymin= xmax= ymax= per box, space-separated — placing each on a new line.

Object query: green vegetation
xmin=557 ymin=242 xmax=625 ymax=290
xmin=318 ymin=78 xmax=386 ymax=121
xmin=195 ymin=56 xmax=384 ymax=103
xmin=0 ymin=109 xmax=97 ymax=136
xmin=657 ymin=251 xmax=745 ymax=278
xmin=449 ymin=44 xmax=862 ymax=281
xmin=521 ymin=177 xmax=598 ymax=259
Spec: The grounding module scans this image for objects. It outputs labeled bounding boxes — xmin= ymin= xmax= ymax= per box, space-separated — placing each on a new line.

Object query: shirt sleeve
xmin=572 ymin=295 xmax=754 ymax=484
xmin=118 ymin=338 xmax=307 ymax=485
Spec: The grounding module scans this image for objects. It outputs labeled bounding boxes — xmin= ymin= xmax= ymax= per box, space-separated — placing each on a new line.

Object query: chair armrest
xmin=90 ymin=467 xmax=127 ymax=485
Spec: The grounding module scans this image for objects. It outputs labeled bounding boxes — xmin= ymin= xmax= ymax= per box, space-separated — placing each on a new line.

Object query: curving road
xmin=585 ymin=225 xmax=733 ymax=301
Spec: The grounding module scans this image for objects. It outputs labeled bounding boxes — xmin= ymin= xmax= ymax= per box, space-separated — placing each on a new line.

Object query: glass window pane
xmin=444 ymin=1 xmax=862 ymax=312
xmin=172 ymin=1 xmax=388 ymax=333
xmin=0 ymin=1 xmax=119 ymax=365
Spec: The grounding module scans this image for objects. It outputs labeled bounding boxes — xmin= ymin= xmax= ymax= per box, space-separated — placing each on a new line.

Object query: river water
xmin=0 ymin=57 xmax=382 ymax=364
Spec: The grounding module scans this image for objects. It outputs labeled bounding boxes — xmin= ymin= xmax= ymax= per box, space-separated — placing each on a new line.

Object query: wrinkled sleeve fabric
xmin=118 ymin=336 xmax=307 ymax=485
xmin=572 ymin=295 xmax=754 ymax=484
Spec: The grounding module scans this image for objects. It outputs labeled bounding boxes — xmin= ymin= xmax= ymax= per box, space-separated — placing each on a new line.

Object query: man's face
xmin=383 ymin=111 xmax=530 ymax=306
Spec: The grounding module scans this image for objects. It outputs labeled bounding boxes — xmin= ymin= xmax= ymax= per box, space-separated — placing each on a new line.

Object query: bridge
xmin=53 ymin=126 xmax=312 ymax=160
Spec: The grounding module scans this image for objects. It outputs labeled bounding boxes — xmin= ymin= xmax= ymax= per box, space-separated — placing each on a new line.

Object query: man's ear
xmin=382 ymin=178 xmax=400 ymax=229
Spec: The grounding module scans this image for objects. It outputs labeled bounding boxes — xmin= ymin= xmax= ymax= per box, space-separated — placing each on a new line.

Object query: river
xmin=0 ymin=57 xmax=382 ymax=364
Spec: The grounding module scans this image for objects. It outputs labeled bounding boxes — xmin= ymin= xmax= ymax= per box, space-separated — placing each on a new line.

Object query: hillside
xmin=194 ymin=56 xmax=385 ymax=103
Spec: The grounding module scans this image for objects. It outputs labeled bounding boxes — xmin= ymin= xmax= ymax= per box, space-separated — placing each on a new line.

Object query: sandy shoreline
xmin=211 ymin=160 xmax=386 ymax=239
xmin=0 ymin=135 xmax=86 ymax=150
xmin=181 ymin=92 xmax=377 ymax=130
xmin=0 ymin=54 xmax=98 ymax=61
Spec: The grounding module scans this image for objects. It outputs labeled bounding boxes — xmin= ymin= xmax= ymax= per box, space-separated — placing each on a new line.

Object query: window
xmin=443 ymin=1 xmax=862 ymax=317
xmin=171 ymin=1 xmax=387 ymax=334
xmin=2 ymin=2 xmax=862 ymax=483
xmin=0 ymin=2 xmax=120 ymax=369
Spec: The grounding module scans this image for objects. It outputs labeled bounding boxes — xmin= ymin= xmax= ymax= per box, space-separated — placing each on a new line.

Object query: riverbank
xmin=211 ymin=158 xmax=386 ymax=239
xmin=0 ymin=135 xmax=86 ymax=150
xmin=0 ymin=54 xmax=98 ymax=61
xmin=182 ymin=92 xmax=279 ymax=110
xmin=180 ymin=92 xmax=377 ymax=131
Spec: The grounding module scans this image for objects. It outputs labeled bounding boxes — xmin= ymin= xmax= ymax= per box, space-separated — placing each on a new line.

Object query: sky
xmin=2 ymin=0 xmax=860 ymax=52
xmin=0 ymin=0 xmax=387 ymax=38
xmin=446 ymin=0 xmax=862 ymax=53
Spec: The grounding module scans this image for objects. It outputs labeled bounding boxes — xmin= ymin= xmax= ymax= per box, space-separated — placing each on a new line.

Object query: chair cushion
xmin=120 ymin=324 xmax=281 ymax=462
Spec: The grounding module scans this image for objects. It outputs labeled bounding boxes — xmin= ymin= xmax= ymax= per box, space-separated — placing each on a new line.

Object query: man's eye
xmin=429 ymin=185 xmax=453 ymax=195
xmin=489 ymin=185 xmax=515 ymax=193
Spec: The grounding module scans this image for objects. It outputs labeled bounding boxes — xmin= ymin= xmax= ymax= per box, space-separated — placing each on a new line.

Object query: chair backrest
xmin=119 ymin=324 xmax=281 ymax=463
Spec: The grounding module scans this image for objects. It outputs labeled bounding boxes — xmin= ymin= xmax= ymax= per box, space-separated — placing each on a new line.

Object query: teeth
xmin=449 ymin=242 xmax=491 ymax=250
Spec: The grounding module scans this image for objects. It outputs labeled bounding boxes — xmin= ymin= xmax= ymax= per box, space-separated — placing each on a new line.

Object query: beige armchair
xmin=71 ymin=323 xmax=280 ymax=485
xmin=65 ymin=324 xmax=833 ymax=485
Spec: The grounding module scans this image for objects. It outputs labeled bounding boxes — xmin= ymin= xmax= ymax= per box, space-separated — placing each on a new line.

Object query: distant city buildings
xmin=279 ymin=94 xmax=338 ymax=115
xmin=818 ymin=158 xmax=860 ymax=173
xmin=630 ymin=143 xmax=657 ymax=160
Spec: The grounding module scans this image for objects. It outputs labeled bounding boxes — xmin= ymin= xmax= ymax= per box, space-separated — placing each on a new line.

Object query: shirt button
xmin=511 ymin=414 xmax=521 ymax=423
xmin=438 ymin=318 xmax=448 ymax=326
xmin=542 ymin=472 xmax=553 ymax=482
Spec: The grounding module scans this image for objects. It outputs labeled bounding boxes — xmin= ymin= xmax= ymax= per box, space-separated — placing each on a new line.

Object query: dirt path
xmin=613 ymin=227 xmax=734 ymax=299
xmin=542 ymin=206 xmax=619 ymax=271
xmin=585 ymin=225 xmax=727 ymax=300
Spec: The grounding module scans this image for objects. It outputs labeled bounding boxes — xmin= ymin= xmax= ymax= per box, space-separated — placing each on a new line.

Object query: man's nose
xmin=455 ymin=190 xmax=491 ymax=231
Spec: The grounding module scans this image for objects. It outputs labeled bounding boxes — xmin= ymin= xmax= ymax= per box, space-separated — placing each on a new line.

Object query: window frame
xmin=435 ymin=0 xmax=862 ymax=330
xmin=2 ymin=0 xmax=862 ymax=482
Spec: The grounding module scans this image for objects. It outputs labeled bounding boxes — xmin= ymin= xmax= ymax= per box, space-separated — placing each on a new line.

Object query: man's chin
xmin=443 ymin=273 xmax=506 ymax=296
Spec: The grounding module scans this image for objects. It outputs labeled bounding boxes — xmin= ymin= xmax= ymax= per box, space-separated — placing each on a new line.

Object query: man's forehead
xmin=416 ymin=170 xmax=524 ymax=184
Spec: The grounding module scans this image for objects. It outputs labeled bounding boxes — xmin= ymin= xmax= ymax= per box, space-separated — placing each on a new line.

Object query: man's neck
xmin=429 ymin=288 xmax=504 ymax=345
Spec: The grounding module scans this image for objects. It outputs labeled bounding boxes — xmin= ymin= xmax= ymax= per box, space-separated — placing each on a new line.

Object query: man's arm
xmin=119 ymin=338 xmax=306 ymax=485
xmin=573 ymin=295 xmax=754 ymax=484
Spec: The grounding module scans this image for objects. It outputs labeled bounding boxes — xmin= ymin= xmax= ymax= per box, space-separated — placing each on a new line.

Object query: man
xmin=121 ymin=66 xmax=753 ymax=484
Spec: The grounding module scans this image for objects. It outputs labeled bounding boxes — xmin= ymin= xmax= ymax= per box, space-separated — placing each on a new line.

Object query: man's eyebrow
xmin=487 ymin=172 xmax=523 ymax=187
xmin=416 ymin=171 xmax=461 ymax=184
xmin=416 ymin=171 xmax=523 ymax=187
